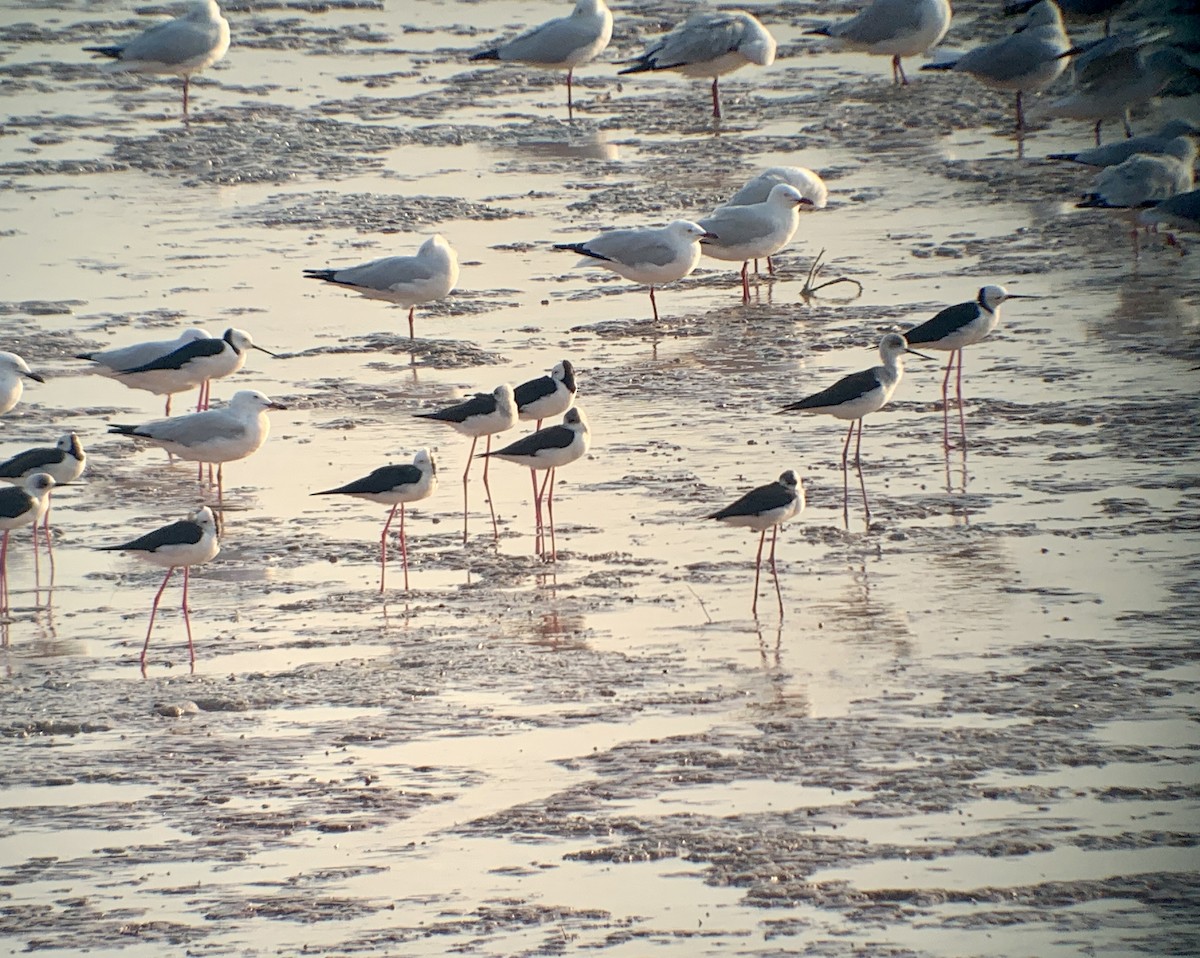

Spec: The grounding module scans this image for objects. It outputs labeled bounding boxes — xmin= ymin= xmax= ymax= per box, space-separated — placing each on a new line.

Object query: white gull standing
xmin=107 ymin=389 xmax=286 ymax=505
xmin=553 ymin=220 xmax=716 ymax=321
xmin=922 ymin=0 xmax=1071 ymax=132
xmin=84 ymin=0 xmax=230 ymax=116
xmin=303 ymin=235 xmax=459 ymax=340
xmin=618 ymin=10 xmax=777 ymax=118
xmin=469 ymin=0 xmax=613 ymax=118
xmin=806 ymin=0 xmax=952 ymax=85
xmin=698 ymin=184 xmax=812 ymax=302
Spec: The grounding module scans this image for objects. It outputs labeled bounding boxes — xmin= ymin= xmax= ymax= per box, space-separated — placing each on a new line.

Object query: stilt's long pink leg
xmin=398 ymin=504 xmax=409 ymax=591
xmin=768 ymin=525 xmax=784 ymax=617
xmin=462 ymin=437 xmax=478 ymax=545
xmin=141 ymin=567 xmax=176 ymax=667
xmin=956 ymin=350 xmax=968 ymax=451
xmin=0 ymin=531 xmax=9 ymax=613
xmin=751 ymin=528 xmax=766 ymax=616
xmin=182 ymin=565 xmax=195 ymax=667
xmin=379 ymin=503 xmax=398 ymax=593
xmin=545 ymin=469 xmax=558 ymax=561
xmin=482 ymin=436 xmax=498 ymax=540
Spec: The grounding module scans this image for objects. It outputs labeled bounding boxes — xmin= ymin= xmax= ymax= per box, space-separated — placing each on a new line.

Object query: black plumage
xmin=469 ymin=49 xmax=501 ymax=61
xmin=708 ymin=477 xmax=796 ymax=521
xmin=314 ymin=464 xmax=424 ymax=497
xmin=0 ymin=486 xmax=35 ymax=521
xmin=0 ymin=447 xmax=65 ymax=479
xmin=488 ymin=424 xmax=574 ymax=457
xmin=98 ymin=520 xmax=203 ymax=554
xmin=118 ymin=334 xmax=228 ymax=375
xmin=780 ymin=369 xmax=879 ymax=411
xmin=903 ymin=299 xmax=982 ymax=346
xmin=551 ymin=242 xmax=613 ymax=263
xmin=414 ymin=392 xmax=498 ymax=424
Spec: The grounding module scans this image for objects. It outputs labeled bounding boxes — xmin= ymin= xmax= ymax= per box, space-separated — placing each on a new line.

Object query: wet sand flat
xmin=0 ymin=1 xmax=1198 ymax=955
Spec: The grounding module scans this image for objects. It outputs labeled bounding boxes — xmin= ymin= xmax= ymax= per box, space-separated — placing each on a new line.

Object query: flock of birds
xmin=4 ymin=0 xmax=1195 ymax=665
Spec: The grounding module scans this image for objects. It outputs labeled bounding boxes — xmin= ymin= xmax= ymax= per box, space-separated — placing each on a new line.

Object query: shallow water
xmin=1 ymin=0 xmax=1198 ymax=955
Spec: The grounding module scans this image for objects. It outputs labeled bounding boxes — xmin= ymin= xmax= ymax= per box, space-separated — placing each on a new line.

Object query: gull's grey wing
xmin=643 ymin=12 xmax=748 ymax=68
xmin=584 ymin=229 xmax=681 ymax=267
xmin=834 ymin=0 xmax=928 ymax=46
xmin=698 ymin=206 xmax=776 ymax=248
xmin=330 ymin=255 xmax=438 ymax=291
xmin=122 ymin=17 xmax=223 ymax=65
xmin=501 ymin=15 xmax=603 ymax=64
xmin=135 ymin=410 xmax=248 ymax=445
xmin=954 ymin=29 xmax=1060 ymax=83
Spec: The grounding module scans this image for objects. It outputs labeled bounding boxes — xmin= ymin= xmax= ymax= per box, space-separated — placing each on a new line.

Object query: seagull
xmin=515 ymin=360 xmax=578 ymax=429
xmin=553 ymin=220 xmax=716 ymax=321
xmin=805 ymin=0 xmax=952 ymax=85
xmin=903 ymin=286 xmax=1038 ymax=450
xmin=469 ymin=0 xmax=613 ymax=118
xmin=78 ymin=328 xmax=211 ymax=415
xmin=1047 ymin=38 xmax=1191 ymax=144
xmin=0 ymin=473 xmax=55 ymax=615
xmin=698 ymin=184 xmax=811 ymax=302
xmin=303 ymin=235 xmax=459 ymax=340
xmin=482 ymin=407 xmax=590 ymax=560
xmin=779 ymin=334 xmax=930 ymax=522
xmin=707 ymin=470 xmax=805 ymax=617
xmin=414 ymin=384 xmax=517 ymax=544
xmin=83 ymin=0 xmax=230 ymax=116
xmin=1047 ymin=119 xmax=1200 ymax=166
xmin=97 ymin=505 xmax=220 ymax=670
xmin=0 ymin=352 xmax=44 ymax=417
xmin=1138 ymin=188 xmax=1200 ymax=252
xmin=0 ymin=433 xmax=87 ymax=557
xmin=723 ymin=166 xmax=829 ymax=210
xmin=115 ymin=327 xmax=276 ymax=412
xmin=107 ymin=389 xmax=286 ymax=504
xmin=922 ymin=0 xmax=1071 ymax=132
xmin=618 ymin=10 xmax=777 ymax=119
xmin=1077 ymin=139 xmax=1195 ymax=208
xmin=312 ymin=449 xmax=437 ymax=593
xmin=1004 ymin=0 xmax=1129 ymax=37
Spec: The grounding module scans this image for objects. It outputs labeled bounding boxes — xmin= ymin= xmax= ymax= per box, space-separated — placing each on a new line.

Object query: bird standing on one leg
xmin=468 ymin=0 xmax=613 ymax=119
xmin=312 ymin=449 xmax=438 ymax=593
xmin=707 ymin=470 xmax=805 ymax=617
xmin=84 ymin=0 xmax=230 ymax=117
xmin=805 ymin=0 xmax=952 ymax=85
xmin=98 ymin=506 xmax=220 ymax=670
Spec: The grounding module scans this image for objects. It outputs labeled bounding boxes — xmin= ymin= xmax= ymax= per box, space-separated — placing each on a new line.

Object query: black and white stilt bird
xmin=115 ymin=327 xmax=276 ymax=413
xmin=0 ymin=433 xmax=86 ymax=567
xmin=414 ymin=384 xmax=517 ymax=544
xmin=780 ymin=334 xmax=929 ymax=521
xmin=312 ymin=449 xmax=437 ymax=593
xmin=0 ymin=473 xmax=55 ymax=614
xmin=514 ymin=361 xmax=578 ymax=535
xmin=98 ymin=505 xmax=220 ymax=670
xmin=482 ymin=407 xmax=590 ymax=560
xmin=78 ymin=328 xmax=210 ymax=415
xmin=707 ymin=470 xmax=805 ymax=617
xmin=902 ymin=285 xmax=1037 ymax=450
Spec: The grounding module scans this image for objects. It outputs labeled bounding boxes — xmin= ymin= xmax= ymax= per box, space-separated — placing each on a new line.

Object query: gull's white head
xmin=573 ymin=0 xmax=610 ymax=17
xmin=737 ymin=13 xmax=778 ymax=66
xmin=230 ymin=389 xmax=287 ymax=412
xmin=672 ymin=220 xmax=717 ymax=241
xmin=767 ymin=183 xmax=812 ymax=208
xmin=1018 ymin=0 xmax=1064 ymax=31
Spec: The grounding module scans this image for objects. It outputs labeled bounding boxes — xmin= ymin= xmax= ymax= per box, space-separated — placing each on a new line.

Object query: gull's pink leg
xmin=740 ymin=261 xmax=750 ymax=303
xmin=649 ymin=286 xmax=659 ymax=322
xmin=1015 ymin=91 xmax=1025 ymax=132
xmin=182 ymin=77 xmax=190 ymax=117
xmin=165 ymin=394 xmax=173 ymax=417
xmin=182 ymin=565 xmax=195 ymax=667
xmin=407 ymin=306 xmax=415 ymax=340
xmin=141 ymin=567 xmax=175 ymax=667
xmin=567 ymin=68 xmax=574 ymax=119
xmin=462 ymin=436 xmax=478 ymax=545
xmin=379 ymin=503 xmax=398 ymax=593
xmin=711 ymin=77 xmax=721 ymax=119
xmin=767 ymin=256 xmax=775 ymax=275
xmin=751 ymin=528 xmax=765 ymax=617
